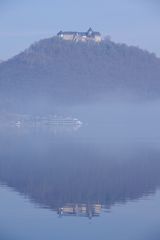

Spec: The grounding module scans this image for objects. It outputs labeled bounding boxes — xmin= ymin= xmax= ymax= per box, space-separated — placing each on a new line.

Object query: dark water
xmin=1 ymin=108 xmax=160 ymax=240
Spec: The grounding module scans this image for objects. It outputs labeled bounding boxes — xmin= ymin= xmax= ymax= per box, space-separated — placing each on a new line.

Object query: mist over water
xmin=0 ymin=99 xmax=160 ymax=239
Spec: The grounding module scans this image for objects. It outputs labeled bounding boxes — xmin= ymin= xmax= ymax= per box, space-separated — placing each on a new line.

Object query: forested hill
xmin=0 ymin=37 xmax=160 ymax=112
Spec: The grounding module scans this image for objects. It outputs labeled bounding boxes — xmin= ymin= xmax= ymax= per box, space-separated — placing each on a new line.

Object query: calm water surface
xmin=0 ymin=118 xmax=160 ymax=240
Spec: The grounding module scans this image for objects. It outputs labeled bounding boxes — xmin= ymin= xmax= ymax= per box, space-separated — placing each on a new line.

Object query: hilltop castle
xmin=57 ymin=28 xmax=102 ymax=43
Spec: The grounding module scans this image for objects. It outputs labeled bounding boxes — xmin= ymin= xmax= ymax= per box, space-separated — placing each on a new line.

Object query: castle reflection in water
xmin=57 ymin=203 xmax=101 ymax=219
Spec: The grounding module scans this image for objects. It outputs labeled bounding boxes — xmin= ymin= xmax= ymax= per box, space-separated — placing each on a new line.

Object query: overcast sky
xmin=0 ymin=0 xmax=160 ymax=60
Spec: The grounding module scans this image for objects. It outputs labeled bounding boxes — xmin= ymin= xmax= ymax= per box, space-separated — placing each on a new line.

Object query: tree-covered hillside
xmin=0 ymin=37 xmax=160 ymax=112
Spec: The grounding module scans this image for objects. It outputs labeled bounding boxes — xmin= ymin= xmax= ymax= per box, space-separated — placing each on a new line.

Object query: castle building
xmin=57 ymin=28 xmax=102 ymax=43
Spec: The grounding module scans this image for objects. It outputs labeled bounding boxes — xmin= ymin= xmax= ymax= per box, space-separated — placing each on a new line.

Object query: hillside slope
xmin=0 ymin=37 xmax=160 ymax=112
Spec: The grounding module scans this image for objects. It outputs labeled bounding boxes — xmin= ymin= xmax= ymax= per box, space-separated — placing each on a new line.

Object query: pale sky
xmin=0 ymin=0 xmax=160 ymax=60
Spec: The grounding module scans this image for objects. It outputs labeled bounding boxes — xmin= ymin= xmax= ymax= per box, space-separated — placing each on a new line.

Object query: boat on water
xmin=14 ymin=116 xmax=82 ymax=127
xmin=43 ymin=117 xmax=82 ymax=125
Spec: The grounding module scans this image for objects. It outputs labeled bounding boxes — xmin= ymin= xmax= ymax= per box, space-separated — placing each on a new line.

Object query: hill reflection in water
xmin=0 ymin=121 xmax=160 ymax=219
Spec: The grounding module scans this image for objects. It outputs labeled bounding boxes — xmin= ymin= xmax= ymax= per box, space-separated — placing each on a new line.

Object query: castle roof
xmin=57 ymin=28 xmax=101 ymax=37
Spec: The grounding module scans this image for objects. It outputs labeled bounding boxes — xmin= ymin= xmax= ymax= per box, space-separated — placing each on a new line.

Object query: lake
xmin=0 ymin=105 xmax=160 ymax=240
